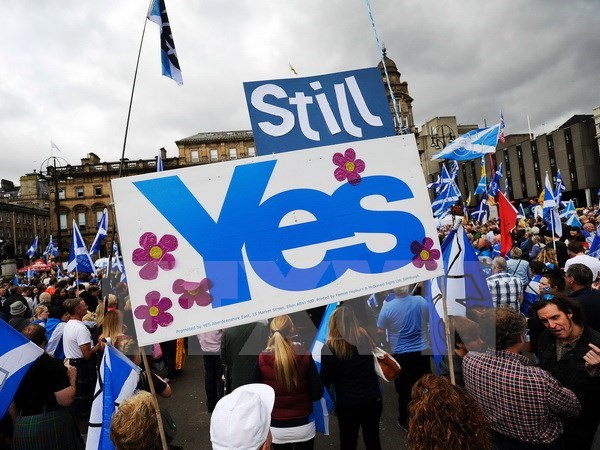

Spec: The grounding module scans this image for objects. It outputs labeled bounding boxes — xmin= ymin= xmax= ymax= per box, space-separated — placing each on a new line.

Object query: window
xmin=16 ymin=214 xmax=21 ymax=223
xmin=94 ymin=165 xmax=104 ymax=171
xmin=248 ymin=147 xmax=256 ymax=157
xmin=94 ymin=185 xmax=102 ymax=196
xmin=76 ymin=187 xmax=84 ymax=198
xmin=111 ymin=163 xmax=120 ymax=170
xmin=7 ymin=230 xmax=11 ymax=238
xmin=191 ymin=150 xmax=199 ymax=163
xmin=58 ymin=188 xmax=66 ymax=200
xmin=78 ymin=212 xmax=86 ymax=228
xmin=127 ymin=162 xmax=137 ymax=168
xmin=60 ymin=214 xmax=68 ymax=230
xmin=210 ymin=149 xmax=218 ymax=161
xmin=17 ymin=229 xmax=21 ymax=238
xmin=96 ymin=210 xmax=104 ymax=224
xmin=229 ymin=148 xmax=237 ymax=160
xmin=147 ymin=161 xmax=156 ymax=167
xmin=0 ymin=229 xmax=3 ymax=237
xmin=0 ymin=214 xmax=3 ymax=222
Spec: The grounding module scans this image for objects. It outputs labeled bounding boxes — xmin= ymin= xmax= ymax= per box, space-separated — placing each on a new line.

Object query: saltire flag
xmin=157 ymin=152 xmax=164 ymax=172
xmin=67 ymin=220 xmax=97 ymax=275
xmin=472 ymin=197 xmax=489 ymax=223
xmin=43 ymin=235 xmax=59 ymax=261
xmin=560 ymin=199 xmax=576 ymax=219
xmin=487 ymin=163 xmax=503 ymax=197
xmin=517 ymin=203 xmax=526 ymax=219
xmin=448 ymin=160 xmax=459 ymax=181
xmin=589 ymin=228 xmax=600 ymax=258
xmin=112 ymin=243 xmax=127 ymax=283
xmin=543 ymin=173 xmax=563 ymax=238
xmin=474 ymin=157 xmax=487 ymax=195
xmin=26 ymin=236 xmax=38 ymax=258
xmin=86 ymin=345 xmax=140 ymax=450
xmin=426 ymin=174 xmax=441 ymax=192
xmin=13 ymin=274 xmax=19 ymax=286
xmin=431 ymin=123 xmax=501 ymax=161
xmin=55 ymin=266 xmax=64 ymax=279
xmin=89 ymin=208 xmax=108 ymax=255
xmin=432 ymin=183 xmax=461 ymax=219
xmin=148 ymin=0 xmax=183 ymax=85
xmin=498 ymin=111 xmax=506 ymax=144
xmin=554 ymin=169 xmax=566 ymax=205
xmin=309 ymin=302 xmax=337 ymax=435
xmin=497 ymin=191 xmax=518 ymax=257
xmin=423 ymin=225 xmax=492 ymax=369
xmin=566 ymin=214 xmax=582 ymax=228
xmin=0 ymin=320 xmax=44 ymax=418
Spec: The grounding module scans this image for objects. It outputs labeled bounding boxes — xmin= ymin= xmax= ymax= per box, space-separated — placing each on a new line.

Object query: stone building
xmin=378 ymin=47 xmax=416 ymax=134
xmin=0 ymin=203 xmax=51 ymax=263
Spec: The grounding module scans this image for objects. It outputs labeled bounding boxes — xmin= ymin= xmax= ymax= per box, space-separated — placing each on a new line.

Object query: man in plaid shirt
xmin=486 ymin=256 xmax=523 ymax=310
xmin=463 ymin=308 xmax=580 ymax=447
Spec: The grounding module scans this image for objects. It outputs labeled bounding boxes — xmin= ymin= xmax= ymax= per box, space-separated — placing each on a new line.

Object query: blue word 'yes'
xmin=134 ymin=160 xmax=425 ymax=308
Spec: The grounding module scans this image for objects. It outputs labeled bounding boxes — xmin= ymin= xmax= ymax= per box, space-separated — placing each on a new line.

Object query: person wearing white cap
xmin=210 ymin=383 xmax=275 ymax=450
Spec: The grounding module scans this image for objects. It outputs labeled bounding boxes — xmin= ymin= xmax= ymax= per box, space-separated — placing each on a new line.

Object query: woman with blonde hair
xmin=536 ymin=246 xmax=558 ymax=269
xmin=31 ymin=305 xmax=49 ymax=326
xmin=254 ymin=315 xmax=323 ymax=449
xmin=110 ymin=391 xmax=160 ymax=450
xmin=321 ymin=306 xmax=382 ymax=449
xmin=408 ymin=374 xmax=491 ymax=450
xmin=99 ymin=310 xmax=129 ymax=349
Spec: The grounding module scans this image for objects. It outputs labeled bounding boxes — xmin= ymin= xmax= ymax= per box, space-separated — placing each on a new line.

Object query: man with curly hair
xmin=463 ymin=308 xmax=580 ymax=448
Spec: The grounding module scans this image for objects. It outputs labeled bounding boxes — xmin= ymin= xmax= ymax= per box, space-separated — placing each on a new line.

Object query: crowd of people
xmin=2 ymin=204 xmax=600 ymax=449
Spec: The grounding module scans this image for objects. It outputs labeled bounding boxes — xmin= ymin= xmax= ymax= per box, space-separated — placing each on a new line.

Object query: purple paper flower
xmin=333 ymin=148 xmax=365 ymax=185
xmin=172 ymin=278 xmax=213 ymax=309
xmin=410 ymin=237 xmax=441 ymax=271
xmin=131 ymin=232 xmax=178 ymax=280
xmin=134 ymin=291 xmax=174 ymax=334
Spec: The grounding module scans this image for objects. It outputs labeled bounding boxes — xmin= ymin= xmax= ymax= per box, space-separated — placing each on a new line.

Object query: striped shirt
xmin=486 ymin=272 xmax=523 ymax=310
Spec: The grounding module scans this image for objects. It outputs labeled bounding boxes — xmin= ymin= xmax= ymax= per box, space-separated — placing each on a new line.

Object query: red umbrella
xmin=17 ymin=259 xmax=54 ymax=274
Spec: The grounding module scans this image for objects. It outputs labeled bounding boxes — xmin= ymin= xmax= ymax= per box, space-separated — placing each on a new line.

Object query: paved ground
xmin=158 ymin=354 xmax=408 ymax=449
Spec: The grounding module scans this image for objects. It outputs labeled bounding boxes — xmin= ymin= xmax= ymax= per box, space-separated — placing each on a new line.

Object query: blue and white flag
xmin=309 ymin=302 xmax=337 ymax=435
xmin=148 ymin=0 xmax=183 ymax=85
xmin=427 ymin=174 xmax=441 ymax=192
xmin=89 ymin=209 xmax=108 ymax=255
xmin=423 ymin=225 xmax=492 ymax=369
xmin=487 ymin=163 xmax=503 ymax=197
xmin=157 ymin=152 xmax=164 ymax=172
xmin=589 ymin=229 xmax=600 ymax=259
xmin=566 ymin=214 xmax=582 ymax=228
xmin=86 ymin=345 xmax=140 ymax=450
xmin=560 ymin=199 xmax=576 ymax=219
xmin=0 ymin=320 xmax=44 ymax=418
xmin=43 ymin=235 xmax=59 ymax=261
xmin=543 ymin=173 xmax=562 ymax=238
xmin=55 ymin=266 xmax=64 ymax=279
xmin=112 ymin=243 xmax=127 ymax=283
xmin=431 ymin=123 xmax=501 ymax=161
xmin=472 ymin=197 xmax=489 ymax=223
xmin=13 ymin=273 xmax=19 ymax=286
xmin=26 ymin=236 xmax=38 ymax=259
xmin=554 ymin=170 xmax=566 ymax=205
xmin=498 ymin=111 xmax=506 ymax=144
xmin=67 ymin=220 xmax=97 ymax=275
xmin=517 ymin=203 xmax=526 ymax=219
xmin=432 ymin=183 xmax=461 ymax=219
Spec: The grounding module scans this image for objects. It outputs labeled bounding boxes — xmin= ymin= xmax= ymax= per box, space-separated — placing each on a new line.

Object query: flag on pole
xmin=474 ymin=157 xmax=487 ymax=195
xmin=26 ymin=236 xmax=38 ymax=258
xmin=472 ymin=197 xmax=489 ymax=223
xmin=13 ymin=274 xmax=19 ymax=286
xmin=487 ymin=163 xmax=503 ymax=198
xmin=566 ymin=214 xmax=582 ymax=228
xmin=426 ymin=174 xmax=441 ymax=192
xmin=589 ymin=229 xmax=600 ymax=258
xmin=89 ymin=209 xmax=108 ymax=255
xmin=431 ymin=123 xmax=501 ymax=161
xmin=497 ymin=191 xmax=518 ymax=257
xmin=67 ymin=220 xmax=97 ymax=275
xmin=543 ymin=173 xmax=563 ymax=238
xmin=423 ymin=225 xmax=492 ymax=367
xmin=554 ymin=169 xmax=566 ymax=205
xmin=86 ymin=345 xmax=140 ymax=450
xmin=0 ymin=320 xmax=44 ymax=418
xmin=148 ymin=0 xmax=183 ymax=85
xmin=157 ymin=152 xmax=164 ymax=172
xmin=112 ymin=243 xmax=127 ymax=283
xmin=309 ymin=302 xmax=337 ymax=435
xmin=498 ymin=111 xmax=506 ymax=144
xmin=50 ymin=140 xmax=62 ymax=154
xmin=55 ymin=266 xmax=64 ymax=279
xmin=43 ymin=235 xmax=59 ymax=261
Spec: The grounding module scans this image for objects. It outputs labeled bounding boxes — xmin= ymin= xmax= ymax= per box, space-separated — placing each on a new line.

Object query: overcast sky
xmin=1 ymin=0 xmax=598 ymax=183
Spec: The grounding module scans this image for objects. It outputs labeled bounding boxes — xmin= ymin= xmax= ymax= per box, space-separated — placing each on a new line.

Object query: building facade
xmin=0 ymin=203 xmax=51 ymax=263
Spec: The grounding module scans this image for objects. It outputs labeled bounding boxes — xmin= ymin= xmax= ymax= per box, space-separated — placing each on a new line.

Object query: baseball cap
xmin=210 ymin=384 xmax=275 ymax=450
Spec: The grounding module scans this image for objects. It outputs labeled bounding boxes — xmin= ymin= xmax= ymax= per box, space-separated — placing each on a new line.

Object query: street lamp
xmin=430 ymin=124 xmax=456 ymax=150
xmin=40 ymin=156 xmax=70 ymax=258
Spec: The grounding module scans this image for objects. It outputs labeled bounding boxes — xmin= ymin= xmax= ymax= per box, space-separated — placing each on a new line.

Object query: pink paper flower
xmin=131 ymin=232 xmax=178 ymax=280
xmin=134 ymin=291 xmax=174 ymax=334
xmin=333 ymin=148 xmax=365 ymax=185
xmin=410 ymin=237 xmax=441 ymax=271
xmin=172 ymin=278 xmax=213 ymax=309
